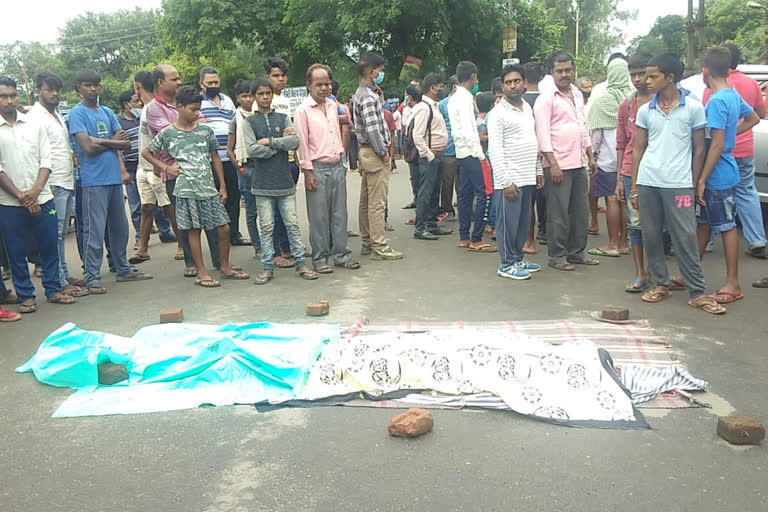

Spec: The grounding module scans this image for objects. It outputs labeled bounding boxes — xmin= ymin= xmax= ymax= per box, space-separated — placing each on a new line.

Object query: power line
xmin=58 ymin=30 xmax=158 ymax=51
xmin=58 ymin=23 xmax=157 ymax=42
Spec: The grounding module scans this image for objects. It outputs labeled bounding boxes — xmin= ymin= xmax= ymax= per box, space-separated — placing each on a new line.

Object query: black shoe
xmin=428 ymin=227 xmax=453 ymax=236
xmin=414 ymin=230 xmax=439 ymax=240
xmin=402 ymin=202 xmax=416 ymax=209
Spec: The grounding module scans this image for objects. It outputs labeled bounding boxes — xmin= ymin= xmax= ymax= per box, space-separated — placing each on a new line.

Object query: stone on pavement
xmin=306 ymin=301 xmax=329 ymax=316
xmin=388 ymin=408 xmax=434 ymax=438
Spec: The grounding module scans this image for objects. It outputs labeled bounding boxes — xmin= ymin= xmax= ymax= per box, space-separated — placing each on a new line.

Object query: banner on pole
xmin=399 ymin=56 xmax=423 ymax=81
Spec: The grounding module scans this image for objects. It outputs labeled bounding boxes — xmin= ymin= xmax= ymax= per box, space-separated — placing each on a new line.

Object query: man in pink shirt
xmin=295 ymin=64 xmax=360 ymax=273
xmin=702 ymin=44 xmax=767 ymax=259
xmin=534 ymin=51 xmax=598 ymax=271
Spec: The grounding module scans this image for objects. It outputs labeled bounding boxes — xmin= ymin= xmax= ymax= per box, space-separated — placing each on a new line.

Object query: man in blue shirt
xmin=69 ymin=69 xmax=152 ymax=293
xmin=629 ymin=54 xmax=722 ymax=315
xmin=695 ymin=47 xmax=760 ymax=305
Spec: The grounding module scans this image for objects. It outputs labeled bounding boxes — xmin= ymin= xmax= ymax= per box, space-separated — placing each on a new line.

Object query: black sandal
xmin=253 ymin=271 xmax=273 ymax=285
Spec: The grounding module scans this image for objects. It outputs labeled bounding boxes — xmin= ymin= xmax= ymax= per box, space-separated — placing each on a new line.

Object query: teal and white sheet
xmin=16 ymin=322 xmax=338 ymax=417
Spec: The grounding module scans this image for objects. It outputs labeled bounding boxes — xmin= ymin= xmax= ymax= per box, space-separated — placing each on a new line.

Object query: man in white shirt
xmin=488 ymin=65 xmax=544 ymax=280
xmin=448 ymin=60 xmax=495 ymax=252
xmin=0 ymin=76 xmax=76 ymax=312
xmin=28 ymin=71 xmax=88 ymax=297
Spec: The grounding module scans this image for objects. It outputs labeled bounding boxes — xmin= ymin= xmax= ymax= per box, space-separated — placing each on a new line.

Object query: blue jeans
xmin=239 ymin=165 xmax=261 ymax=251
xmin=81 ymin=185 xmax=131 ymax=286
xmin=51 ymin=185 xmax=75 ymax=287
xmin=415 ymin=156 xmax=442 ymax=232
xmin=125 ymin=170 xmax=173 ymax=241
xmin=621 ymin=175 xmax=642 ymax=247
xmin=272 ymin=163 xmax=301 ymax=255
xmin=255 ymin=194 xmax=305 ymax=270
xmin=733 ymin=156 xmax=767 ymax=248
xmin=458 ymin=156 xmax=487 ymax=242
xmin=0 ymin=202 xmax=61 ymax=300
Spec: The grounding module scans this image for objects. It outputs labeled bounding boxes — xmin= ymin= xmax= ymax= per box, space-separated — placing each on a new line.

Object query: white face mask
xmin=131 ymin=107 xmax=142 ymax=118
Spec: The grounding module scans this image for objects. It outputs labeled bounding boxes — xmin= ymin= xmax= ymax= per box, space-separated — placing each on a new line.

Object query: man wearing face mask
xmin=199 ymin=66 xmax=247 ymax=247
xmin=410 ymin=73 xmax=450 ymax=240
xmin=449 ymin=61 xmax=495 ymax=252
xmin=353 ymin=52 xmax=403 ymax=260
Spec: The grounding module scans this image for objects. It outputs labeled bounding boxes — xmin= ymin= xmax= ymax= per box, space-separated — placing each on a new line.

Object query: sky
xmin=3 ymin=0 xmax=688 ymax=49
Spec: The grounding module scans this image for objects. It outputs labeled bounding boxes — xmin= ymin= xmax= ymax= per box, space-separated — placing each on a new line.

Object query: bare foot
xmin=522 ymin=244 xmax=537 ymax=254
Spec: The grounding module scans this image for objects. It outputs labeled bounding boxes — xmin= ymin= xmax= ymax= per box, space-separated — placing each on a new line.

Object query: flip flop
xmin=88 ymin=282 xmax=108 ymax=295
xmin=688 ymin=295 xmax=727 ymax=315
xmin=174 ymin=251 xmax=185 ymax=261
xmin=296 ymin=267 xmax=319 ymax=280
xmin=184 ymin=267 xmax=198 ymax=278
xmin=669 ymin=278 xmax=688 ymax=291
xmin=220 ymin=270 xmax=250 ymax=280
xmin=468 ymin=243 xmax=497 ymax=253
xmin=253 ymin=271 xmax=273 ymax=285
xmin=567 ymin=257 xmax=600 ymax=265
xmin=522 ymin=247 xmax=537 ymax=254
xmin=548 ymin=261 xmax=575 ymax=271
xmin=335 ymin=260 xmax=361 ymax=270
xmin=116 ymin=271 xmax=153 ymax=282
xmin=231 ymin=238 xmax=252 ymax=246
xmin=619 ymin=247 xmax=631 ymax=255
xmin=710 ymin=290 xmax=744 ymax=304
xmin=2 ymin=292 xmax=20 ymax=304
xmin=457 ymin=240 xmax=470 ymax=248
xmin=752 ymin=277 xmax=768 ymax=288
xmin=589 ymin=248 xmax=620 ymax=257
xmin=642 ymin=287 xmax=671 ymax=303
xmin=273 ymin=256 xmax=295 ymax=268
xmin=625 ymin=279 xmax=649 ymax=293
xmin=128 ymin=254 xmax=150 ymax=264
xmin=61 ymin=285 xmax=90 ymax=298
xmin=315 ymin=264 xmax=334 ymax=274
xmin=19 ymin=302 xmax=37 ymax=314
xmin=47 ymin=293 xmax=76 ymax=305
xmin=195 ymin=278 xmax=221 ymax=288
xmin=587 ymin=228 xmax=600 ymax=235
xmin=347 ymin=231 xmax=360 ymax=237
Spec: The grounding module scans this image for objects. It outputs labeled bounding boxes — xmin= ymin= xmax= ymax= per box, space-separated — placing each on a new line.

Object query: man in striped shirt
xmin=488 ymin=65 xmax=544 ymax=280
xmin=199 ymin=66 xmax=247 ymax=246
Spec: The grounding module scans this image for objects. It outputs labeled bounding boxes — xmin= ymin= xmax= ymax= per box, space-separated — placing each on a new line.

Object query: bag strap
xmin=425 ymin=102 xmax=433 ymax=149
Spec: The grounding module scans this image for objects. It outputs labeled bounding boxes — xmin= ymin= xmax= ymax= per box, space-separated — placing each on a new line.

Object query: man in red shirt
xmin=702 ymin=44 xmax=767 ymax=259
xmin=616 ymin=52 xmax=654 ymax=293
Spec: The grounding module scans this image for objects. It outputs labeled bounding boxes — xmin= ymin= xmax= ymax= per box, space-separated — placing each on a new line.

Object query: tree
xmin=708 ymin=0 xmax=766 ymax=63
xmin=627 ymin=15 xmax=687 ymax=59
xmin=0 ymin=42 xmax=62 ymax=104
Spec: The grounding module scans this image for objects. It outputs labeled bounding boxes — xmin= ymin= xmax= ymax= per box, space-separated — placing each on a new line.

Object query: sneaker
xmin=497 ymin=262 xmax=531 ymax=280
xmin=0 ymin=306 xmax=21 ymax=322
xmin=522 ymin=260 xmax=542 ymax=273
xmin=371 ymin=246 xmax=404 ymax=260
xmin=361 ymin=245 xmax=372 ymax=256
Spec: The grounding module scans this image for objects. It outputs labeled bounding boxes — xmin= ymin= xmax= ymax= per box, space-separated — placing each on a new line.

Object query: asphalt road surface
xmin=1 ymin=161 xmax=766 ymax=511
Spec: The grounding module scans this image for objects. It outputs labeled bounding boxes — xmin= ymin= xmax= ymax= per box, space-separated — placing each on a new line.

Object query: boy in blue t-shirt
xmin=696 ymin=47 xmax=760 ymax=305
xmin=69 ymin=69 xmax=152 ymax=293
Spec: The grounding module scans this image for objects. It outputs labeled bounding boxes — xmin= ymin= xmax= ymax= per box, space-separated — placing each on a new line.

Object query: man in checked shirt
xmin=353 ymin=52 xmax=404 ymax=260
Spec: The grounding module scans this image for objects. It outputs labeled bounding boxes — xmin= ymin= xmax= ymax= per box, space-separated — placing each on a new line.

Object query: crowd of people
xmin=0 ymin=45 xmax=766 ymax=322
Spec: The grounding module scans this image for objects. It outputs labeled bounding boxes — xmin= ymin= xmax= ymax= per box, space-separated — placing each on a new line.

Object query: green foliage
xmin=627 ymin=15 xmax=687 ymax=58
xmin=708 ymin=0 xmax=766 ymax=62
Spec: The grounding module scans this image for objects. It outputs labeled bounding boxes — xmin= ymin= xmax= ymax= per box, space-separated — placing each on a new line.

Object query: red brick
xmin=601 ymin=306 xmax=629 ymax=321
xmin=160 ymin=308 xmax=184 ymax=323
xmin=388 ymin=408 xmax=434 ymax=438
xmin=305 ymin=302 xmax=329 ymax=316
xmin=717 ymin=415 xmax=765 ymax=445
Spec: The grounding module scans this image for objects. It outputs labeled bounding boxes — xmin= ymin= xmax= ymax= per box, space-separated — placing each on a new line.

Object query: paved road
xmin=2 ymin=161 xmax=767 ymax=511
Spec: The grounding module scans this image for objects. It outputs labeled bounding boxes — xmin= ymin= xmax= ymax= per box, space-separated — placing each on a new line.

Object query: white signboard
xmin=282 ymin=86 xmax=308 ymax=116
